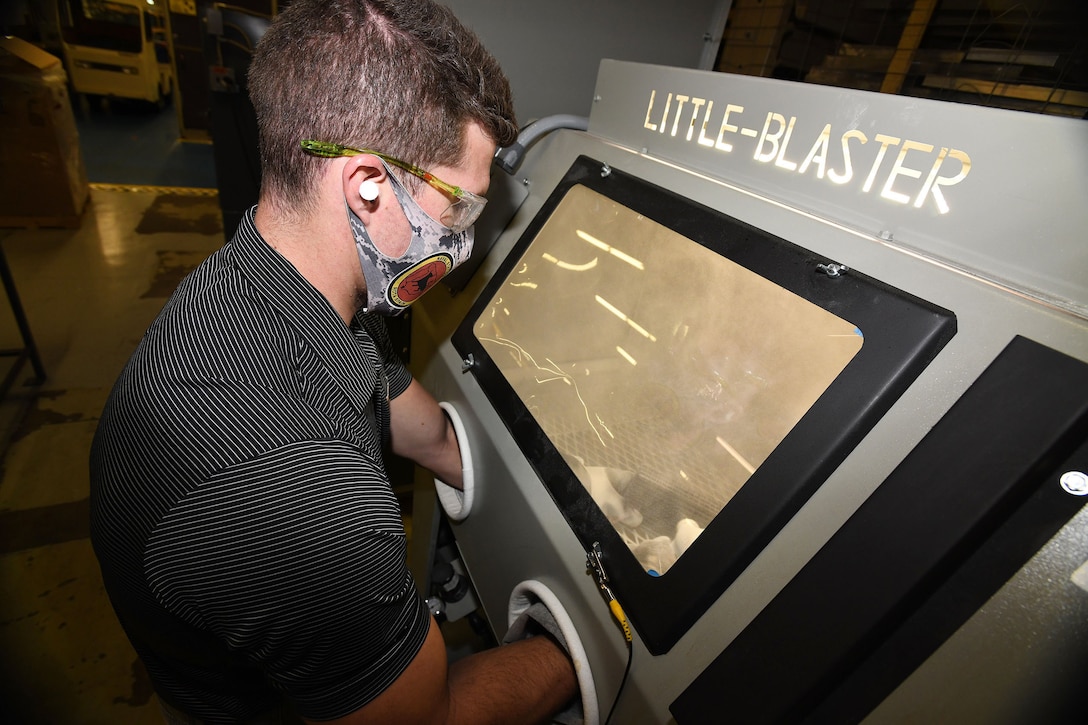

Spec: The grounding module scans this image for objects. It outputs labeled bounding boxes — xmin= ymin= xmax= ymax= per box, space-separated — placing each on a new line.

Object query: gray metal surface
xmin=865 ymin=504 xmax=1088 ymax=725
xmin=410 ymin=61 xmax=1088 ymax=723
xmin=589 ymin=60 xmax=1088 ymax=317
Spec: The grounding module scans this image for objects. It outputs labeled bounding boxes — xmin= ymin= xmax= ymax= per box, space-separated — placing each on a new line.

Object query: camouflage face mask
xmin=348 ymin=161 xmax=473 ymax=316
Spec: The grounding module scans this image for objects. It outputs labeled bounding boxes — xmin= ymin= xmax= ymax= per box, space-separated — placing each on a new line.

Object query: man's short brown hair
xmin=248 ymin=0 xmax=517 ymax=211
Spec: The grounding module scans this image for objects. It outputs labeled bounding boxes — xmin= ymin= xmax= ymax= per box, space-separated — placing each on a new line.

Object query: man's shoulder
xmin=135 ymin=250 xmax=303 ymax=384
xmin=159 ymin=247 xmax=276 ymax=337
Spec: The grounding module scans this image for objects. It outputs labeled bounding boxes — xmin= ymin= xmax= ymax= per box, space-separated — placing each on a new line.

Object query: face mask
xmin=347 ymin=164 xmax=473 ymax=316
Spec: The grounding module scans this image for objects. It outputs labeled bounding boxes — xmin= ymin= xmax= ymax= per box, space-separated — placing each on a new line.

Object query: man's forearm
xmin=446 ymin=635 xmax=578 ymax=725
xmin=416 ymin=414 xmax=463 ymax=490
xmin=390 ymin=379 xmax=464 ymax=489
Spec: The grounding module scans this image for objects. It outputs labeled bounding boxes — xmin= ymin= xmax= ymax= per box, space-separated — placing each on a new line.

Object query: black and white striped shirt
xmin=90 ymin=207 xmax=429 ymax=723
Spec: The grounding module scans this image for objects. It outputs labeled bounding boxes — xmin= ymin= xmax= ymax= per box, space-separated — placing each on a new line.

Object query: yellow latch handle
xmin=609 ymin=599 xmax=632 ymax=642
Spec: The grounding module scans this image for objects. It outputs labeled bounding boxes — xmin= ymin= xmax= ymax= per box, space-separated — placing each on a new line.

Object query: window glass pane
xmin=473 ymin=185 xmax=863 ymax=574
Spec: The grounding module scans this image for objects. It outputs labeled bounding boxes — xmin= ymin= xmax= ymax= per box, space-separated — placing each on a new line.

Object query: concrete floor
xmin=0 ymin=185 xmax=225 ymax=724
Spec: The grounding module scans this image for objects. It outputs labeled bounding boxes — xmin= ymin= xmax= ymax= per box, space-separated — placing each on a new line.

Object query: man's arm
xmin=384 ymin=384 xmax=579 ymax=722
xmin=307 ymin=616 xmax=578 ymax=725
xmin=388 ymin=378 xmax=463 ymax=489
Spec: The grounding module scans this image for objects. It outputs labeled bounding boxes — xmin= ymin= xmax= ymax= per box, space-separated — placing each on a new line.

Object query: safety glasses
xmin=300 ymin=139 xmax=487 ymax=232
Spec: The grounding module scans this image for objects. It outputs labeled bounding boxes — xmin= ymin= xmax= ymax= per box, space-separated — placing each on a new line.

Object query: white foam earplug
xmin=359 ymin=179 xmax=379 ymax=201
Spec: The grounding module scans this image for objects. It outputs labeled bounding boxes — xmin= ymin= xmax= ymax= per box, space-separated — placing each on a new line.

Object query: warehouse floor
xmin=0 ymin=185 xmax=224 ymax=723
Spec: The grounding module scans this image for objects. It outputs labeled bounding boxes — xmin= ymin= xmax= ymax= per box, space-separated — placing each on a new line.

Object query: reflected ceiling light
xmin=716 ymin=436 xmax=756 ymax=474
xmin=542 ymin=252 xmax=598 ymax=271
xmin=595 ymin=295 xmax=658 ymax=342
xmin=577 ymin=230 xmax=645 ymax=270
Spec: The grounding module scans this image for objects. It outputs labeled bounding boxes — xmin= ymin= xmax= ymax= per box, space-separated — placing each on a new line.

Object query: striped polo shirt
xmin=90 ymin=207 xmax=430 ymax=722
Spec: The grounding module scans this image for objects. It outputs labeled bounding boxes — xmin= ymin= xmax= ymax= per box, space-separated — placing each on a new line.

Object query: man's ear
xmin=342 ymin=154 xmax=387 ymax=223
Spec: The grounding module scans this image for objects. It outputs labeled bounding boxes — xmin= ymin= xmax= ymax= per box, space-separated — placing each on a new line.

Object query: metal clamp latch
xmin=587 ymin=542 xmax=613 ymax=598
xmin=817 ymin=262 xmax=848 ymax=278
xmin=587 ymin=542 xmax=632 ymax=642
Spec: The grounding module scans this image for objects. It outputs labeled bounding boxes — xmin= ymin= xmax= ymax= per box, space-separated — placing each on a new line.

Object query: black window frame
xmin=453 ymin=155 xmax=957 ymax=654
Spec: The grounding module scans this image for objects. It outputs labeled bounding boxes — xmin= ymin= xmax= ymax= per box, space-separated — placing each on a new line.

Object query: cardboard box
xmin=0 ymin=37 xmax=88 ymax=227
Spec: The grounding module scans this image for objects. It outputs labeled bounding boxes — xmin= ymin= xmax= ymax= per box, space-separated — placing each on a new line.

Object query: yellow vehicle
xmin=58 ymin=0 xmax=173 ymax=105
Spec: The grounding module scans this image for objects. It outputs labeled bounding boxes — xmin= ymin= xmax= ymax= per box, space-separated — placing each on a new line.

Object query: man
xmin=89 ymin=1 xmax=577 ymax=722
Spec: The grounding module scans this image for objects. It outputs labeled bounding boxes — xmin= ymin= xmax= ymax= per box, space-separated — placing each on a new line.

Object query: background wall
xmin=443 ymin=0 xmax=732 ymax=122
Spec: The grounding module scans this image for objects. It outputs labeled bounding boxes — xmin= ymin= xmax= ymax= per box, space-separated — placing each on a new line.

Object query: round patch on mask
xmin=389 ymin=253 xmax=454 ymax=307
